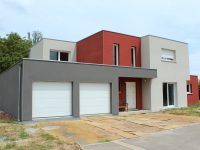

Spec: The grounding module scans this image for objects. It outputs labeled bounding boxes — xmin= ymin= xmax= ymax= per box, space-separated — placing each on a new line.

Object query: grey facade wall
xmin=142 ymin=79 xmax=151 ymax=110
xmin=21 ymin=59 xmax=156 ymax=121
xmin=0 ymin=63 xmax=21 ymax=119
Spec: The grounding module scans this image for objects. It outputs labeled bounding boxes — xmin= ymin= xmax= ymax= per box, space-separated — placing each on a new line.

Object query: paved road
xmin=83 ymin=123 xmax=200 ymax=150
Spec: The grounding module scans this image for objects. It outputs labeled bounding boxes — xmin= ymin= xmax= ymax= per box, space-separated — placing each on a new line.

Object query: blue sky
xmin=0 ymin=0 xmax=199 ymax=77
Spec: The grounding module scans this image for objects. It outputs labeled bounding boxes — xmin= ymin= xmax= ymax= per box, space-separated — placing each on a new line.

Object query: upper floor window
xmin=50 ymin=50 xmax=69 ymax=61
xmin=161 ymin=49 xmax=176 ymax=62
xmin=113 ymin=44 xmax=119 ymax=65
xmin=131 ymin=47 xmax=136 ymax=67
xmin=187 ymin=84 xmax=192 ymax=94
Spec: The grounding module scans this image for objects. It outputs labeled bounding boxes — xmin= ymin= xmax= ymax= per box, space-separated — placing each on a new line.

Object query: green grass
xmin=0 ymin=123 xmax=70 ymax=150
xmin=162 ymin=102 xmax=200 ymax=116
xmin=8 ymin=137 xmax=17 ymax=141
xmin=4 ymin=143 xmax=16 ymax=149
xmin=0 ymin=120 xmax=16 ymax=124
xmin=41 ymin=133 xmax=56 ymax=141
xmin=98 ymin=138 xmax=112 ymax=143
xmin=19 ymin=130 xmax=29 ymax=139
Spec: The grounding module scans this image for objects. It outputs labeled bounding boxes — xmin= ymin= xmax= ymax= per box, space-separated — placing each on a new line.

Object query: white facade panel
xmin=80 ymin=83 xmax=110 ymax=115
xmin=32 ymin=82 xmax=72 ymax=118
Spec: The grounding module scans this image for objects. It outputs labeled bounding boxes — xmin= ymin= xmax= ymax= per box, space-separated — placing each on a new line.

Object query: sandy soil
xmin=38 ymin=113 xmax=200 ymax=146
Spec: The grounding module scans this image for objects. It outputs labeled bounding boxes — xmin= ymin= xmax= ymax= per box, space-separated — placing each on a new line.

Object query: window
xmin=50 ymin=51 xmax=58 ymax=60
xmin=50 ymin=50 xmax=69 ymax=61
xmin=60 ymin=52 xmax=69 ymax=61
xmin=161 ymin=49 xmax=176 ymax=62
xmin=113 ymin=44 xmax=119 ymax=65
xmin=131 ymin=47 xmax=136 ymax=67
xmin=187 ymin=84 xmax=192 ymax=93
xmin=163 ymin=83 xmax=175 ymax=107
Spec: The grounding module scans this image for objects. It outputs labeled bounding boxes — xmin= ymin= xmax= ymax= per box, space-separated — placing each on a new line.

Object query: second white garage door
xmin=32 ymin=82 xmax=72 ymax=118
xmin=80 ymin=83 xmax=111 ymax=115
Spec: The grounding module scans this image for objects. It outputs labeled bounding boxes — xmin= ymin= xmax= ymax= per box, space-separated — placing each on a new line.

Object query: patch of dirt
xmin=39 ymin=120 xmax=120 ymax=145
xmin=55 ymin=143 xmax=82 ymax=150
xmin=37 ymin=113 xmax=200 ymax=146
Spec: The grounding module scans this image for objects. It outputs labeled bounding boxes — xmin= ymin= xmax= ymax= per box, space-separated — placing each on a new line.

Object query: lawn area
xmin=162 ymin=102 xmax=200 ymax=116
xmin=0 ymin=121 xmax=82 ymax=150
xmin=0 ymin=112 xmax=82 ymax=150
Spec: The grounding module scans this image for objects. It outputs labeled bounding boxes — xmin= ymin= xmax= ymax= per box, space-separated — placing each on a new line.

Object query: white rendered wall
xmin=29 ymin=39 xmax=76 ymax=62
xmin=141 ymin=36 xmax=190 ymax=111
xmin=29 ymin=40 xmax=43 ymax=59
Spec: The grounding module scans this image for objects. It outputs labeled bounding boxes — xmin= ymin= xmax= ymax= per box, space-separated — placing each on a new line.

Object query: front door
xmin=126 ymin=82 xmax=136 ymax=110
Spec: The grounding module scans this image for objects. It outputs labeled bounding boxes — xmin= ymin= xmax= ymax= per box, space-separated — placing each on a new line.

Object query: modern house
xmin=0 ymin=30 xmax=199 ymax=121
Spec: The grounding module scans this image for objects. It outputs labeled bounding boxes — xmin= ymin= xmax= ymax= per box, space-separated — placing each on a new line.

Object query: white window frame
xmin=50 ymin=50 xmax=70 ymax=62
xmin=113 ymin=44 xmax=119 ymax=66
xmin=161 ymin=49 xmax=176 ymax=62
xmin=163 ymin=82 xmax=176 ymax=108
xmin=187 ymin=84 xmax=192 ymax=94
xmin=131 ymin=47 xmax=136 ymax=67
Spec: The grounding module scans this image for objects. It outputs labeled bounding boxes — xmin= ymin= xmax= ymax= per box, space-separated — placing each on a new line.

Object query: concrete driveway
xmin=84 ymin=123 xmax=200 ymax=150
xmin=37 ymin=113 xmax=200 ymax=148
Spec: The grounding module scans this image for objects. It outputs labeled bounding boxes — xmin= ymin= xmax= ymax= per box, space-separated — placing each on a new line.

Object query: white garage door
xmin=80 ymin=83 xmax=110 ymax=115
xmin=32 ymin=82 xmax=72 ymax=118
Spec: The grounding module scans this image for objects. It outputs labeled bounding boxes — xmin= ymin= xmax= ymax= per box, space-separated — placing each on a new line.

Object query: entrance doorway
xmin=126 ymin=82 xmax=136 ymax=110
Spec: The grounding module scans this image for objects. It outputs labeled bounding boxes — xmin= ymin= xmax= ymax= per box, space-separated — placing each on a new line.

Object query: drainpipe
xmin=17 ymin=62 xmax=23 ymax=122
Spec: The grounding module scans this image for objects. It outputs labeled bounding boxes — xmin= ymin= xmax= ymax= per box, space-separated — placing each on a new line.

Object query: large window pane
xmin=50 ymin=51 xmax=58 ymax=60
xmin=168 ymin=84 xmax=174 ymax=105
xmin=163 ymin=83 xmax=168 ymax=106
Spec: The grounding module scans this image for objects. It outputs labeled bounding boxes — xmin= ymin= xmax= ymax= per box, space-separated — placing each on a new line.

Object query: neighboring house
xmin=0 ymin=30 xmax=199 ymax=121
xmin=187 ymin=75 xmax=199 ymax=105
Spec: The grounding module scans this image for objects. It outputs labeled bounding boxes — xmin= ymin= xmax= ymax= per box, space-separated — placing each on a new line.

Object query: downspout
xmin=17 ymin=62 xmax=23 ymax=122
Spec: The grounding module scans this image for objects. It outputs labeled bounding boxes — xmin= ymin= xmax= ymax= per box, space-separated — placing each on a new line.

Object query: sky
xmin=0 ymin=0 xmax=199 ymax=77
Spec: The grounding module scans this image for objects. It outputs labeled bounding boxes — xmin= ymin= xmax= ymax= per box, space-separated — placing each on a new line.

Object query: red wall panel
xmin=187 ymin=75 xmax=199 ymax=105
xmin=103 ymin=31 xmax=141 ymax=67
xmin=77 ymin=30 xmax=141 ymax=67
xmin=119 ymin=77 xmax=142 ymax=110
xmin=77 ymin=31 xmax=103 ymax=64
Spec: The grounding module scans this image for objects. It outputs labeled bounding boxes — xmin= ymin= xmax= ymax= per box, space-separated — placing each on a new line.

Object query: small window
xmin=113 ymin=44 xmax=119 ymax=65
xmin=131 ymin=47 xmax=136 ymax=67
xmin=50 ymin=51 xmax=58 ymax=60
xmin=161 ymin=49 xmax=176 ymax=62
xmin=187 ymin=84 xmax=192 ymax=93
xmin=60 ymin=52 xmax=69 ymax=61
xmin=50 ymin=50 xmax=69 ymax=61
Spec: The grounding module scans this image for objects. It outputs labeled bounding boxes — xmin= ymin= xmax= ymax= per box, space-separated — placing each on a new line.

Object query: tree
xmin=0 ymin=33 xmax=32 ymax=73
xmin=28 ymin=31 xmax=43 ymax=45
